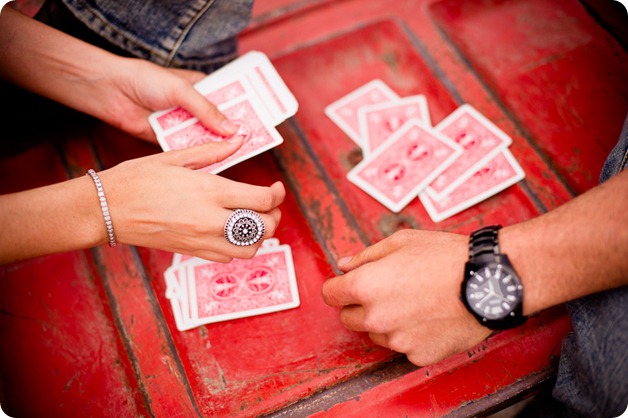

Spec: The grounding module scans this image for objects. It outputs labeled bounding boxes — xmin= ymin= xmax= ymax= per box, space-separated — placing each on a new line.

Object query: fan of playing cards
xmin=325 ymin=79 xmax=525 ymax=222
xmin=164 ymin=239 xmax=300 ymax=331
xmin=149 ymin=51 xmax=298 ymax=174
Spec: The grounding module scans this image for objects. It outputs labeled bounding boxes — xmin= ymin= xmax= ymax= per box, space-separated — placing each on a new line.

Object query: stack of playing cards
xmin=325 ymin=79 xmax=525 ymax=222
xmin=164 ymin=239 xmax=300 ymax=331
xmin=149 ymin=51 xmax=298 ymax=174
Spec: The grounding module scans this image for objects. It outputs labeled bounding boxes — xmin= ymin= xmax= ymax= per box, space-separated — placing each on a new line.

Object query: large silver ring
xmin=224 ymin=209 xmax=265 ymax=246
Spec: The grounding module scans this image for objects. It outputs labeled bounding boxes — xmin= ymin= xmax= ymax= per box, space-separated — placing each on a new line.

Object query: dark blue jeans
xmin=35 ymin=0 xmax=254 ymax=73
xmin=551 ymin=115 xmax=628 ymax=418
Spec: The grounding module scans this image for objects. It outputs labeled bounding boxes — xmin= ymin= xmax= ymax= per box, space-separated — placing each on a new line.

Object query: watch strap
xmin=469 ymin=225 xmax=502 ymax=265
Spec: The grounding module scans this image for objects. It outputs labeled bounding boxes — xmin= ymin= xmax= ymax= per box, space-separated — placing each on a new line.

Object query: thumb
xmin=162 ymin=136 xmax=243 ymax=170
xmin=173 ymin=82 xmax=237 ymax=137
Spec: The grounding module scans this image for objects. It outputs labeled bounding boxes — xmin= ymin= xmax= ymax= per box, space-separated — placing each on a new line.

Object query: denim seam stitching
xmin=165 ymin=0 xmax=217 ymax=67
xmin=61 ymin=0 xmax=172 ymax=62
xmin=619 ymin=148 xmax=628 ymax=173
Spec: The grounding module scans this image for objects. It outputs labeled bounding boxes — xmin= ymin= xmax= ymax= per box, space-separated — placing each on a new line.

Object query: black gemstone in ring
xmin=224 ymin=209 xmax=265 ymax=246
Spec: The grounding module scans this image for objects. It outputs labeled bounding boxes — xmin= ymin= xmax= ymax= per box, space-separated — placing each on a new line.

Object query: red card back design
xmin=155 ymin=79 xmax=249 ymax=132
xmin=419 ymin=150 xmax=525 ymax=222
xmin=159 ymin=96 xmax=283 ymax=174
xmin=348 ymin=121 xmax=462 ymax=212
xmin=427 ymin=104 xmax=512 ymax=199
xmin=187 ymin=245 xmax=299 ymax=324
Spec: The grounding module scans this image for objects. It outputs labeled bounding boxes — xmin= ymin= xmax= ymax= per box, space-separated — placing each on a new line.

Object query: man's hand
xmin=322 ymin=229 xmax=492 ymax=366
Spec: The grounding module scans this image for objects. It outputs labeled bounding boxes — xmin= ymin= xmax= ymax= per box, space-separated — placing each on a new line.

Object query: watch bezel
xmin=462 ymin=255 xmax=526 ymax=330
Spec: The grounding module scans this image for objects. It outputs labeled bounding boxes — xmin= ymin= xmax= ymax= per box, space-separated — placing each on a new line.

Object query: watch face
xmin=465 ymin=263 xmax=522 ymax=320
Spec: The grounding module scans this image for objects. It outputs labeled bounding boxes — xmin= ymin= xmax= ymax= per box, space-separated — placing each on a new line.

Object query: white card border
xmin=419 ymin=149 xmax=525 ymax=223
xmin=347 ymin=119 xmax=463 ymax=213
xmin=324 ymin=79 xmax=399 ymax=146
xmin=425 ymin=103 xmax=513 ymax=200
xmin=357 ymin=94 xmax=431 ymax=155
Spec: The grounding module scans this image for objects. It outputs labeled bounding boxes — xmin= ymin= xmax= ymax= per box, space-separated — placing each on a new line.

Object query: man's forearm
xmin=501 ymin=169 xmax=628 ymax=315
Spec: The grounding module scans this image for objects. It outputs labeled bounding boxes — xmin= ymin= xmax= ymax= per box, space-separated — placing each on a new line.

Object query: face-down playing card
xmin=347 ymin=119 xmax=463 ymax=213
xmin=425 ymin=104 xmax=513 ymax=201
xmin=324 ymin=79 xmax=399 ymax=147
xmin=157 ymin=94 xmax=284 ymax=174
xmin=357 ymin=94 xmax=431 ymax=155
xmin=419 ymin=149 xmax=525 ymax=222
xmin=165 ymin=239 xmax=300 ymax=331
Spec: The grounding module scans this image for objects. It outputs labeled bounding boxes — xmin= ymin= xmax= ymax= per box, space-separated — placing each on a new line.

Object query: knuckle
xmin=386 ymin=334 xmax=408 ymax=354
xmin=239 ymin=245 xmax=259 ymax=259
xmin=389 ymin=229 xmax=415 ymax=247
xmin=362 ymin=312 xmax=386 ymax=334
xmin=338 ymin=309 xmax=354 ymax=328
xmin=320 ymin=282 xmax=333 ymax=305
xmin=264 ymin=217 xmax=278 ymax=238
xmin=257 ymin=191 xmax=277 ymax=212
xmin=347 ymin=277 xmax=366 ymax=302
xmin=406 ymin=350 xmax=438 ymax=367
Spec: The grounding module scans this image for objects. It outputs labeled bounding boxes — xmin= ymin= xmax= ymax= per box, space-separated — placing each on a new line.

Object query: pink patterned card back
xmin=427 ymin=104 xmax=512 ymax=199
xmin=158 ymin=96 xmax=283 ymax=174
xmin=187 ymin=245 xmax=299 ymax=324
xmin=419 ymin=149 xmax=525 ymax=222
xmin=348 ymin=120 xmax=462 ymax=212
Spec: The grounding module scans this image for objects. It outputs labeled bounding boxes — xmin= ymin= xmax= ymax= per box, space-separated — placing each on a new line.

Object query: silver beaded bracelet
xmin=86 ymin=169 xmax=117 ymax=247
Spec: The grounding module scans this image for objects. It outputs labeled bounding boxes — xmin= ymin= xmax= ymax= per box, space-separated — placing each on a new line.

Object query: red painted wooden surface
xmin=1 ymin=0 xmax=626 ymax=416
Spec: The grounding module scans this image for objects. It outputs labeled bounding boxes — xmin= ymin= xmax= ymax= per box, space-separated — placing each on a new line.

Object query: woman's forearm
xmin=0 ymin=176 xmax=107 ymax=264
xmin=0 ymin=7 xmax=123 ymax=118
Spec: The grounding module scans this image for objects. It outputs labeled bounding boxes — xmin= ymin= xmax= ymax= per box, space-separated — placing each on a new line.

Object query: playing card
xmin=148 ymin=51 xmax=298 ymax=138
xmin=425 ymin=104 xmax=513 ymax=201
xmin=165 ymin=264 xmax=193 ymax=328
xmin=357 ymin=95 xmax=430 ymax=154
xmin=183 ymin=240 xmax=299 ymax=328
xmin=157 ymin=95 xmax=284 ymax=174
xmin=149 ymin=77 xmax=255 ymax=137
xmin=324 ymin=79 xmax=399 ymax=146
xmin=244 ymin=53 xmax=299 ymax=124
xmin=419 ymin=149 xmax=525 ymax=222
xmin=347 ymin=120 xmax=463 ymax=213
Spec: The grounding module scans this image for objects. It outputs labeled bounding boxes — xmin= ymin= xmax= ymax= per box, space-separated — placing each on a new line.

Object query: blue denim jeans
xmin=551 ymin=114 xmax=628 ymax=418
xmin=36 ymin=0 xmax=254 ymax=73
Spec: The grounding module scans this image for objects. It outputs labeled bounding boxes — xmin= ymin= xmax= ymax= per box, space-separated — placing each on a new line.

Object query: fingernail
xmin=226 ymin=135 xmax=243 ymax=143
xmin=338 ymin=256 xmax=352 ymax=267
xmin=221 ymin=119 xmax=237 ymax=134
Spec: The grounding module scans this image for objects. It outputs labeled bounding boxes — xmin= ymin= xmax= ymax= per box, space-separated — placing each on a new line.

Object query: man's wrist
xmin=498 ymin=223 xmax=551 ymax=316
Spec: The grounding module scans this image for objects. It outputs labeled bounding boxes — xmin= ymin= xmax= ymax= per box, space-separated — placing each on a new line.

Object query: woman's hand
xmin=0 ymin=7 xmax=235 ymax=143
xmin=94 ymin=59 xmax=237 ymax=142
xmin=99 ymin=137 xmax=285 ymax=262
xmin=0 ymin=137 xmax=285 ymax=264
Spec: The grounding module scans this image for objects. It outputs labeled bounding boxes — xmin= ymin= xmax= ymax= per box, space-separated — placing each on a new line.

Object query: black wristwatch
xmin=460 ymin=225 xmax=527 ymax=330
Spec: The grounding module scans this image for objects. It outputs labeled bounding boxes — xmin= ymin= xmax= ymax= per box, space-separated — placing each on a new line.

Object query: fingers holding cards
xmin=148 ymin=51 xmax=298 ymax=172
xmin=326 ymin=79 xmax=526 ymax=220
